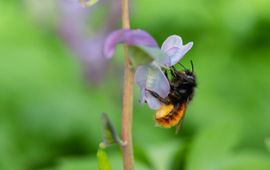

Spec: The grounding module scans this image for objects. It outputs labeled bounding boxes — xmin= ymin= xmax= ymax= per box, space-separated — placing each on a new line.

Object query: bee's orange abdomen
xmin=155 ymin=103 xmax=186 ymax=128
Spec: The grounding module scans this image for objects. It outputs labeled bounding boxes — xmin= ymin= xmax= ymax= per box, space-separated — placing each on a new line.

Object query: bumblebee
xmin=147 ymin=61 xmax=196 ymax=130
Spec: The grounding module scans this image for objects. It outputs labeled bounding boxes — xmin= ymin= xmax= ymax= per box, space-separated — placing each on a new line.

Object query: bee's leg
xmin=169 ymin=68 xmax=177 ymax=78
xmin=165 ymin=70 xmax=176 ymax=87
xmin=172 ymin=66 xmax=177 ymax=72
xmin=164 ymin=69 xmax=176 ymax=88
xmin=146 ymin=89 xmax=170 ymax=105
xmin=165 ymin=70 xmax=169 ymax=79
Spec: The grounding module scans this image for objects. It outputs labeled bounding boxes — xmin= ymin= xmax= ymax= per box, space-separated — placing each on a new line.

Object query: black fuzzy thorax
xmin=166 ymin=70 xmax=197 ymax=105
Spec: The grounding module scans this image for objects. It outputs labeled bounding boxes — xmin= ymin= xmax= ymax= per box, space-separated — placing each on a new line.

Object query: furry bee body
xmin=149 ymin=65 xmax=197 ymax=128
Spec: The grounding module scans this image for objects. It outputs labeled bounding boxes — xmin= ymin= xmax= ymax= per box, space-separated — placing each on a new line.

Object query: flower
xmin=135 ymin=35 xmax=193 ymax=109
xmin=57 ymin=0 xmax=121 ymax=84
xmin=25 ymin=0 xmax=121 ymax=84
xmin=104 ymin=29 xmax=193 ymax=109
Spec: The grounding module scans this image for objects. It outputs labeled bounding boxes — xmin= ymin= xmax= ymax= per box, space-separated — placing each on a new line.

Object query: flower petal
xmin=145 ymin=92 xmax=162 ymax=109
xmin=139 ymin=88 xmax=162 ymax=109
xmin=135 ymin=63 xmax=170 ymax=109
xmin=135 ymin=64 xmax=170 ymax=98
xmin=165 ymin=42 xmax=193 ymax=66
xmin=161 ymin=35 xmax=183 ymax=52
xmin=104 ymin=29 xmax=159 ymax=58
xmin=137 ymin=46 xmax=170 ymax=67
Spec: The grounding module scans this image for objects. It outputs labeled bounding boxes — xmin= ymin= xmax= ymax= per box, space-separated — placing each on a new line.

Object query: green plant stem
xmin=121 ymin=0 xmax=134 ymax=169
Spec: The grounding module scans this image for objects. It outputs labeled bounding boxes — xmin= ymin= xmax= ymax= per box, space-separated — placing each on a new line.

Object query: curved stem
xmin=121 ymin=0 xmax=134 ymax=170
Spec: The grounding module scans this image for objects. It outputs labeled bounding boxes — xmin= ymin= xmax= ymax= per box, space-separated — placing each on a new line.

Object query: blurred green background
xmin=0 ymin=0 xmax=270 ymax=170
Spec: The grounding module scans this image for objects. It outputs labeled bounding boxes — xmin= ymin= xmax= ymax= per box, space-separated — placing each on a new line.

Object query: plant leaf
xmin=97 ymin=148 xmax=112 ymax=170
xmin=100 ymin=113 xmax=123 ymax=147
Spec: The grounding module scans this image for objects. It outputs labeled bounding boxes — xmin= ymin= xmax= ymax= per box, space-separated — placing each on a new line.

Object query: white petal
xmin=146 ymin=64 xmax=170 ymax=98
xmin=161 ymin=35 xmax=183 ymax=52
xmin=145 ymin=92 xmax=162 ymax=109
xmin=165 ymin=42 xmax=193 ymax=66
xmin=135 ymin=63 xmax=170 ymax=109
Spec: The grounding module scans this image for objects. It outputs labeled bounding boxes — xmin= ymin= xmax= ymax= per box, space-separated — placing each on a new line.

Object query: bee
xmin=147 ymin=61 xmax=197 ymax=131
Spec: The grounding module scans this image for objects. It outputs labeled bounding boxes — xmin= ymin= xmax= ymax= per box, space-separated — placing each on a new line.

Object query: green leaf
xmin=56 ymin=157 xmax=98 ymax=170
xmin=97 ymin=148 xmax=112 ymax=170
xmin=100 ymin=113 xmax=123 ymax=147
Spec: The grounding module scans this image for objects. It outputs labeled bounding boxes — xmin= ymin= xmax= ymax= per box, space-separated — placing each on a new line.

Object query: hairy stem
xmin=121 ymin=0 xmax=134 ymax=169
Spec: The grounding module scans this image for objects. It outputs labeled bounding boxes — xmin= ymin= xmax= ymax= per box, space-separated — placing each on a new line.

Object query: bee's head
xmin=183 ymin=61 xmax=196 ymax=86
xmin=183 ymin=70 xmax=196 ymax=81
xmin=180 ymin=60 xmax=195 ymax=78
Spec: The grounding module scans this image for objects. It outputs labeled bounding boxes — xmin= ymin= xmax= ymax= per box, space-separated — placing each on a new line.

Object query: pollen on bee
xmin=155 ymin=104 xmax=174 ymax=119
xmin=155 ymin=103 xmax=186 ymax=128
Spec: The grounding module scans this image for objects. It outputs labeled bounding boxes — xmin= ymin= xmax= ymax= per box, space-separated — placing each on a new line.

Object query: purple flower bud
xmin=104 ymin=29 xmax=159 ymax=58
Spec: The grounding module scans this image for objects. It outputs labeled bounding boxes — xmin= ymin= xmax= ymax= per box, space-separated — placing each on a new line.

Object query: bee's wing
xmin=175 ymin=103 xmax=187 ymax=134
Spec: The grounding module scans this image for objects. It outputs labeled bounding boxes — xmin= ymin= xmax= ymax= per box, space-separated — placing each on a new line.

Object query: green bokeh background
xmin=1 ymin=0 xmax=270 ymax=170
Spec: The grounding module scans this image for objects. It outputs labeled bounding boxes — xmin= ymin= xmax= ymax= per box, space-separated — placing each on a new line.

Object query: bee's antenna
xmin=178 ymin=62 xmax=187 ymax=71
xmin=190 ymin=60 xmax=194 ymax=73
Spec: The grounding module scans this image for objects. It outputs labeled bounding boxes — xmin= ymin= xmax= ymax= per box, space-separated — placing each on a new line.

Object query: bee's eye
xmin=184 ymin=70 xmax=191 ymax=75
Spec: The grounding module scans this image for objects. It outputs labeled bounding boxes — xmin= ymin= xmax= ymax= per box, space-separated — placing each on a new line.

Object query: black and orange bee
xmin=147 ymin=61 xmax=197 ymax=130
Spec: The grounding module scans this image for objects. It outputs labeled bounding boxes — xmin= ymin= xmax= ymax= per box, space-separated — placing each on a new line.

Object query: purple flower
xmin=57 ymin=0 xmax=121 ymax=83
xmin=104 ymin=29 xmax=193 ymax=109
xmin=25 ymin=0 xmax=121 ymax=84
xmin=138 ymin=36 xmax=193 ymax=109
